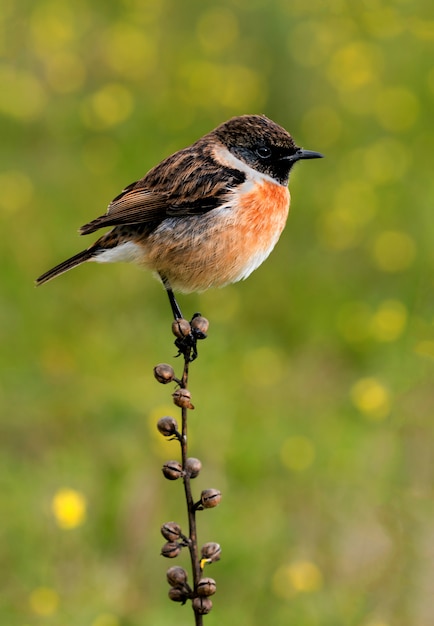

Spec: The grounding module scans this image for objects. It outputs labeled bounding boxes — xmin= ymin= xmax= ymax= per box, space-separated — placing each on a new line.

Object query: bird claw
xmin=174 ymin=313 xmax=207 ymax=361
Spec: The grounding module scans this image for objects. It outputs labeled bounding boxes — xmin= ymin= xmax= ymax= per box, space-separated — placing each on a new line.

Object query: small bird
xmin=36 ymin=115 xmax=323 ymax=355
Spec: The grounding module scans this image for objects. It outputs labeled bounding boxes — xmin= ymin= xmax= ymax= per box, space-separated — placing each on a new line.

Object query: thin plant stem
xmin=180 ymin=348 xmax=203 ymax=626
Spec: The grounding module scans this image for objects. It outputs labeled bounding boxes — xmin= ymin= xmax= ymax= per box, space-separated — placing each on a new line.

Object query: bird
xmin=36 ymin=114 xmax=323 ymax=356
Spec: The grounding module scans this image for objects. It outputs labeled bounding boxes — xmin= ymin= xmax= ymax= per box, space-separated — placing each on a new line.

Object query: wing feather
xmin=79 ymin=144 xmax=245 ymax=235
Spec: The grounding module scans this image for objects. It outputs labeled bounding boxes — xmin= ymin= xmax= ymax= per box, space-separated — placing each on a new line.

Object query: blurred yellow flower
xmin=29 ymin=587 xmax=59 ymax=616
xmin=0 ymin=170 xmax=34 ymax=212
xmin=81 ymin=84 xmax=134 ymax=130
xmin=371 ymin=300 xmax=407 ymax=342
xmin=0 ymin=67 xmax=46 ymax=121
xmin=196 ymin=7 xmax=239 ymax=54
xmin=351 ymin=377 xmax=391 ymax=421
xmin=43 ymin=51 xmax=86 ymax=93
xmin=52 ymin=488 xmax=87 ymax=529
xmin=372 ymin=231 xmax=416 ymax=273
xmin=327 ymin=41 xmax=383 ymax=91
xmin=363 ymin=138 xmax=410 ymax=183
xmin=272 ymin=560 xmax=323 ymax=599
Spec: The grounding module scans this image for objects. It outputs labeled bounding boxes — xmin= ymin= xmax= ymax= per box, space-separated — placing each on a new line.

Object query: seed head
xmin=197 ymin=577 xmax=217 ymax=597
xmin=157 ymin=416 xmax=179 ymax=437
xmin=161 ymin=542 xmax=181 ymax=559
xmin=185 ymin=457 xmax=202 ymax=478
xmin=200 ymin=488 xmax=222 ymax=509
xmin=192 ymin=596 xmax=212 ymax=614
xmin=166 ymin=566 xmax=188 ymax=587
xmin=172 ymin=318 xmax=191 ymax=339
xmin=200 ymin=542 xmax=222 ymax=564
xmin=168 ymin=587 xmax=188 ymax=603
xmin=172 ymin=388 xmax=194 ymax=410
xmin=162 ymin=460 xmax=183 ymax=480
xmin=153 ymin=363 xmax=176 ymax=384
xmin=191 ymin=315 xmax=209 ymax=339
xmin=161 ymin=521 xmax=183 ymax=542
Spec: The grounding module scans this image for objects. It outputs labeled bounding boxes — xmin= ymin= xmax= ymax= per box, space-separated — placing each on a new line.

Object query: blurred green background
xmin=1 ymin=0 xmax=434 ymax=624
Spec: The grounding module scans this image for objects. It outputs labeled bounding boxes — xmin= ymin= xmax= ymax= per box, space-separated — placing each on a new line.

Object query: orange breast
xmin=142 ymin=179 xmax=290 ymax=292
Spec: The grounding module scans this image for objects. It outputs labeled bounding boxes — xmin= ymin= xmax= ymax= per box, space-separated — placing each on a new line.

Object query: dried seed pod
xmin=192 ymin=596 xmax=212 ymax=614
xmin=168 ymin=587 xmax=187 ymax=603
xmin=153 ymin=363 xmax=176 ymax=384
xmin=162 ymin=460 xmax=183 ymax=480
xmin=161 ymin=542 xmax=181 ymax=559
xmin=172 ymin=318 xmax=191 ymax=339
xmin=190 ymin=315 xmax=209 ymax=339
xmin=172 ymin=388 xmax=194 ymax=410
xmin=157 ymin=416 xmax=179 ymax=437
xmin=197 ymin=577 xmax=216 ymax=597
xmin=201 ymin=489 xmax=222 ymax=509
xmin=166 ymin=566 xmax=188 ymax=587
xmin=200 ymin=542 xmax=222 ymax=564
xmin=185 ymin=457 xmax=202 ymax=478
xmin=161 ymin=521 xmax=183 ymax=542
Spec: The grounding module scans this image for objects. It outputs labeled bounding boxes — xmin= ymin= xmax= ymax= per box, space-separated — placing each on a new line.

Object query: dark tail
xmin=35 ymin=249 xmax=94 ymax=286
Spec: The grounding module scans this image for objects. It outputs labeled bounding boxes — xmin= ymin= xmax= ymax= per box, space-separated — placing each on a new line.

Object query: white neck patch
xmin=212 ymin=145 xmax=283 ymax=186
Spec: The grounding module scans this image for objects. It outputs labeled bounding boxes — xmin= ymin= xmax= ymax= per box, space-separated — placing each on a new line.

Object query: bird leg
xmin=160 ymin=275 xmax=206 ymax=361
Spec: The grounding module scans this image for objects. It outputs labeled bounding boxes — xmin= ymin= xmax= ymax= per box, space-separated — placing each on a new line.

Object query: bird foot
xmin=173 ymin=313 xmax=209 ymax=362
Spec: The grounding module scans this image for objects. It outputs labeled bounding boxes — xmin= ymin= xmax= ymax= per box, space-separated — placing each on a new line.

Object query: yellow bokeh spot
xmin=327 ymin=42 xmax=383 ymax=91
xmin=148 ymin=404 xmax=180 ymax=459
xmin=363 ymin=621 xmax=390 ymax=626
xmin=197 ymin=7 xmax=239 ymax=54
xmin=363 ymin=138 xmax=410 ymax=184
xmin=409 ymin=17 xmax=434 ymax=41
xmin=30 ymin=2 xmax=79 ymax=55
xmin=317 ymin=178 xmax=377 ymax=251
xmin=280 ymin=436 xmax=315 ymax=472
xmin=91 ymin=613 xmax=120 ymax=626
xmin=29 ymin=587 xmax=59 ymax=616
xmin=0 ymin=170 xmax=34 ymax=212
xmin=372 ymin=231 xmax=416 ymax=273
xmin=0 ymin=66 xmax=46 ymax=121
xmin=371 ymin=300 xmax=407 ymax=342
xmin=44 ymin=52 xmax=86 ymax=93
xmin=52 ymin=488 xmax=87 ymax=529
xmin=351 ymin=377 xmax=391 ymax=421
xmin=272 ymin=561 xmax=323 ymax=599
xmin=375 ymin=87 xmax=419 ymax=132
xmin=102 ymin=23 xmax=156 ymax=81
xmin=317 ymin=206 xmax=364 ymax=251
xmin=179 ymin=62 xmax=266 ymax=111
xmin=81 ymin=84 xmax=134 ymax=129
xmin=333 ymin=180 xmax=378 ymax=221
xmin=301 ymin=105 xmax=342 ymax=148
xmin=363 ymin=6 xmax=404 ymax=39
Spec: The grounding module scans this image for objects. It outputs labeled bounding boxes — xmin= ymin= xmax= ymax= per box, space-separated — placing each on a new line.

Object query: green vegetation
xmin=1 ymin=1 xmax=433 ymax=624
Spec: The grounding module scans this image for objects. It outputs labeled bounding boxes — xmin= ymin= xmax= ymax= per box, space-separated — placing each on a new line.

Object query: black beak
xmin=284 ymin=148 xmax=324 ymax=163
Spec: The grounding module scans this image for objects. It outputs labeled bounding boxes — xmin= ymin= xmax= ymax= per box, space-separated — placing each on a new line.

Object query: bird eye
xmin=255 ymin=146 xmax=271 ymax=159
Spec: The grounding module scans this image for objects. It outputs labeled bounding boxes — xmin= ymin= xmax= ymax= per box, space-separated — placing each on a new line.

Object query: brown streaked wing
xmin=79 ymin=143 xmax=246 ymax=235
xmin=79 ymin=187 xmax=170 ymax=234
